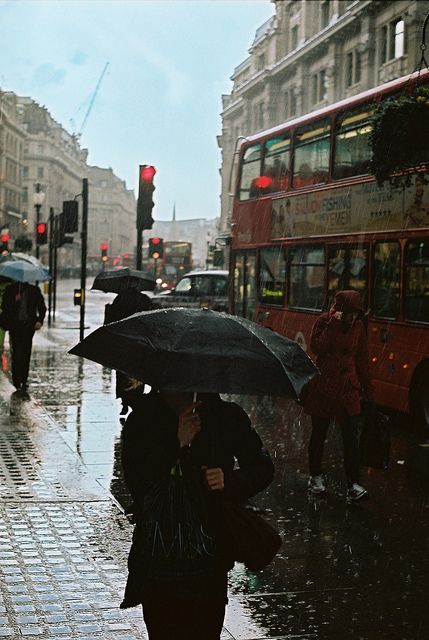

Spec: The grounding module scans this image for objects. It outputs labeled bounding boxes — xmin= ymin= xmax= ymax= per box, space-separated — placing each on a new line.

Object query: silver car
xmin=152 ymin=270 xmax=229 ymax=312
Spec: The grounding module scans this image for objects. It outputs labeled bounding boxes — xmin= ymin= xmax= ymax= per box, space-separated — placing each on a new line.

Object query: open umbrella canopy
xmin=0 ymin=260 xmax=51 ymax=283
xmin=0 ymin=252 xmax=49 ymax=270
xmin=69 ymin=307 xmax=317 ymax=398
xmin=91 ymin=268 xmax=156 ymax=294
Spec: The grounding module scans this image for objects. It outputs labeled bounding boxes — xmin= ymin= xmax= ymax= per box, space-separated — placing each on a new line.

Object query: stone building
xmin=0 ymin=92 xmax=137 ymax=271
xmin=0 ymin=91 xmax=27 ymax=243
xmin=87 ymin=165 xmax=136 ymax=267
xmin=218 ymin=0 xmax=428 ymax=233
xmin=18 ymin=97 xmax=88 ymax=265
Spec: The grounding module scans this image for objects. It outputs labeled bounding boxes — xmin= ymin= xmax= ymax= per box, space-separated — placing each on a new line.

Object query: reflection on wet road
xmin=12 ymin=279 xmax=429 ymax=638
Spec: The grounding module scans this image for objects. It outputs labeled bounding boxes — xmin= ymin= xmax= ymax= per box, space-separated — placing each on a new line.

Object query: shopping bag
xmin=215 ymin=499 xmax=282 ymax=571
xmin=359 ymin=408 xmax=390 ymax=470
xmin=138 ymin=462 xmax=217 ymax=581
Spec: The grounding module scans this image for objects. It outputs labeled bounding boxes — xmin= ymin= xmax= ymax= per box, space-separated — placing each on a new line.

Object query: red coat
xmin=301 ymin=293 xmax=373 ymax=419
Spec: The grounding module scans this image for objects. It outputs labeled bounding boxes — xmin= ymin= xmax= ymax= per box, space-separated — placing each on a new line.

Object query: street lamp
xmin=33 ymin=183 xmax=45 ymax=258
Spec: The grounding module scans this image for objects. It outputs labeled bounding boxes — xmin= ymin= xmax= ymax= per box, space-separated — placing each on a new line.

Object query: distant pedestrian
xmin=120 ymin=390 xmax=274 ymax=640
xmin=0 ymin=281 xmax=46 ymax=393
xmin=301 ymin=290 xmax=374 ymax=502
xmin=0 ymin=278 xmax=9 ymax=353
xmin=103 ymin=281 xmax=154 ymax=414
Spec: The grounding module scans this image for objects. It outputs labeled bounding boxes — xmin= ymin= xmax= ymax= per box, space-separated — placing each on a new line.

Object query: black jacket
xmin=120 ymin=392 xmax=274 ymax=607
xmin=104 ymin=289 xmax=153 ymax=324
xmin=1 ymin=282 xmax=46 ymax=330
xmin=122 ymin=392 xmax=274 ymax=507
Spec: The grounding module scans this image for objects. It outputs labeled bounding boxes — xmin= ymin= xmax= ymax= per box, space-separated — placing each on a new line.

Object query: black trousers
xmin=309 ymin=415 xmax=360 ymax=486
xmin=142 ymin=585 xmax=227 ymax=640
xmin=9 ymin=326 xmax=35 ymax=388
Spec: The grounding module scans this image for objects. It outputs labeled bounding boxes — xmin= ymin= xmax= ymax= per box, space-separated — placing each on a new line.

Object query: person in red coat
xmin=302 ymin=290 xmax=373 ymax=502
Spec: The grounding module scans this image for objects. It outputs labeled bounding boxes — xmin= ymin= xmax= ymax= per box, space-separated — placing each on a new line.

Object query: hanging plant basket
xmin=370 ymin=85 xmax=429 ymax=187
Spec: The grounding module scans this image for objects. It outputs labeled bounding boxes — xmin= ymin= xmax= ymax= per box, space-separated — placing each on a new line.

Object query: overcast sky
xmin=0 ymin=0 xmax=274 ymax=220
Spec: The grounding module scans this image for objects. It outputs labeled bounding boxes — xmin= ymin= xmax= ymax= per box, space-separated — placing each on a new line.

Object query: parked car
xmin=151 ymin=269 xmax=229 ymax=312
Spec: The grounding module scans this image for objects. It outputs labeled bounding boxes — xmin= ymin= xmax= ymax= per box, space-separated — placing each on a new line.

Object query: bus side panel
xmin=233 ymin=200 xmax=272 ymax=247
xmin=255 ymin=305 xmax=318 ymax=355
xmin=368 ymin=321 xmax=429 ymax=413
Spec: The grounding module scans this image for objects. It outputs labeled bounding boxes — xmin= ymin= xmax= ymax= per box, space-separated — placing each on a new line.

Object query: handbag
xmin=215 ymin=499 xmax=282 ymax=571
xmin=137 ymin=462 xmax=217 ymax=581
xmin=359 ymin=406 xmax=390 ymax=471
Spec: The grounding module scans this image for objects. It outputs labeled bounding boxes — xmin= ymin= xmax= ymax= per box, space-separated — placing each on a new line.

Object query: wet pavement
xmin=0 ymin=278 xmax=428 ymax=639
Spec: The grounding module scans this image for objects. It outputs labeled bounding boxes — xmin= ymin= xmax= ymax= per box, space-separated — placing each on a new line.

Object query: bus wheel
xmin=411 ymin=365 xmax=429 ymax=437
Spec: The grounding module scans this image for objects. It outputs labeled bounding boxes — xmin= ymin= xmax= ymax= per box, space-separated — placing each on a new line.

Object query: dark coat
xmin=120 ymin=392 xmax=274 ymax=608
xmin=104 ymin=289 xmax=153 ymax=324
xmin=1 ymin=282 xmax=46 ymax=331
xmin=301 ymin=290 xmax=373 ymax=419
xmin=104 ymin=289 xmax=154 ymax=400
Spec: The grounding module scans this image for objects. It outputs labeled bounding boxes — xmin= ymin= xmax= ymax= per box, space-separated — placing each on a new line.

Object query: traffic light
xmin=62 ymin=201 xmax=79 ymax=233
xmin=36 ymin=222 xmax=48 ymax=245
xmin=149 ymin=237 xmax=163 ymax=260
xmin=137 ymin=164 xmax=156 ymax=231
xmin=0 ymin=231 xmax=9 ymax=254
xmin=73 ymin=289 xmax=84 ymax=306
xmin=56 ymin=211 xmax=74 ymax=247
xmin=101 ymin=242 xmax=108 ymax=262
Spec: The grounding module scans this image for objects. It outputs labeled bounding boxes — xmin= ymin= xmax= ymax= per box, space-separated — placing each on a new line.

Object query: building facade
xmin=18 ymin=97 xmax=89 ymax=265
xmin=218 ymin=0 xmax=427 ymax=233
xmin=0 ymin=92 xmax=27 ymax=243
xmin=87 ymin=165 xmax=136 ymax=269
xmin=0 ymin=92 xmax=138 ymax=270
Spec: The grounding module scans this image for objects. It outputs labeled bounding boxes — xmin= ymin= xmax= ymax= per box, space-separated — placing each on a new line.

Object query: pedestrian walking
xmin=0 ymin=278 xmax=10 ymax=353
xmin=119 ymin=390 xmax=274 ymax=640
xmin=301 ymin=290 xmax=374 ymax=502
xmin=0 ymin=281 xmax=46 ymax=393
xmin=103 ymin=283 xmax=154 ymax=414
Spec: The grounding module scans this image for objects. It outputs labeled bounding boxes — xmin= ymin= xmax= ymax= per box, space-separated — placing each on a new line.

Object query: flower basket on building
xmin=369 ymin=85 xmax=429 ymax=187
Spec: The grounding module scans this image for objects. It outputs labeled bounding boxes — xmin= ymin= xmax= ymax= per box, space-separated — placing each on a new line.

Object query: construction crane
xmin=70 ymin=62 xmax=109 ymax=138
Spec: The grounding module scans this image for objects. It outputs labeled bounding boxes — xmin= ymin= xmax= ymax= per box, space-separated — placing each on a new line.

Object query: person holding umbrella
xmin=301 ymin=290 xmax=374 ymax=502
xmin=70 ymin=307 xmax=318 ymax=639
xmin=102 ymin=277 xmax=154 ymax=415
xmin=0 ymin=280 xmax=46 ymax=394
xmin=120 ymin=388 xmax=274 ymax=639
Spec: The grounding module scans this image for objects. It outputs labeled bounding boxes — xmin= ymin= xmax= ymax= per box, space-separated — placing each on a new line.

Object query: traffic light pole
xmin=80 ymin=178 xmax=88 ymax=342
xmin=48 ymin=207 xmax=54 ymax=327
xmin=136 ymin=227 xmax=143 ymax=270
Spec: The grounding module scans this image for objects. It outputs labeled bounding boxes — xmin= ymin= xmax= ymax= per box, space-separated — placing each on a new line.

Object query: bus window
xmin=372 ymin=242 xmax=400 ymax=319
xmin=289 ymin=246 xmax=325 ymax=311
xmin=259 ymin=246 xmax=286 ymax=306
xmin=405 ymin=239 xmax=429 ymax=323
xmin=293 ymin=119 xmax=330 ymax=188
xmin=263 ymin=136 xmax=290 ymax=192
xmin=333 ymin=106 xmax=373 ymax=180
xmin=328 ymin=245 xmax=368 ymax=306
xmin=238 ymin=144 xmax=262 ymax=200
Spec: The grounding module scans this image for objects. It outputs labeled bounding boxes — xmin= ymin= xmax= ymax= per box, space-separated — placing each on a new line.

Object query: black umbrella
xmin=91 ymin=268 xmax=156 ymax=293
xmin=69 ymin=308 xmax=317 ymax=398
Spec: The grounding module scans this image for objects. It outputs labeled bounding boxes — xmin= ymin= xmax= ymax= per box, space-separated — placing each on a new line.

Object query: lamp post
xmin=32 ymin=183 xmax=45 ymax=258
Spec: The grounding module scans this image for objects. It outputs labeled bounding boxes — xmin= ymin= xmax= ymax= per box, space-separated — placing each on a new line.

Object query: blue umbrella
xmin=0 ymin=260 xmax=51 ymax=283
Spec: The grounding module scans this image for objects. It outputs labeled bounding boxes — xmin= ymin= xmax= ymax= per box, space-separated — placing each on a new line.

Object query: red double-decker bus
xmin=230 ymin=70 xmax=429 ymax=429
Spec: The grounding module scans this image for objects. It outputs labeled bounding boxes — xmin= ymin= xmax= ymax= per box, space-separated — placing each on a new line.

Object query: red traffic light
xmin=100 ymin=242 xmax=108 ymax=251
xmin=1 ymin=233 xmax=10 ymax=243
xmin=151 ymin=237 xmax=161 ymax=245
xmin=36 ymin=223 xmax=46 ymax=234
xmin=140 ymin=165 xmax=156 ymax=182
